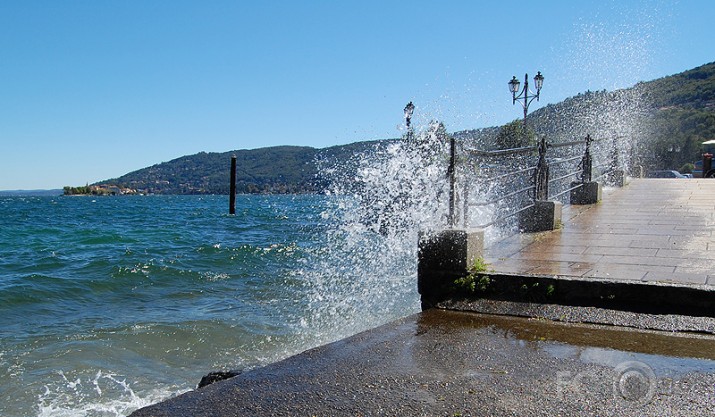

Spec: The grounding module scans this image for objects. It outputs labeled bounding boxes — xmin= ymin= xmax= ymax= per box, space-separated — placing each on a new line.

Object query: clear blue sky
xmin=1 ymin=0 xmax=714 ymax=190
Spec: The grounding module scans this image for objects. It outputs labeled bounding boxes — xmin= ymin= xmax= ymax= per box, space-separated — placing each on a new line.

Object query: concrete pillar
xmin=519 ymin=201 xmax=562 ymax=233
xmin=418 ymin=229 xmax=484 ymax=310
xmin=570 ymin=181 xmax=602 ymax=205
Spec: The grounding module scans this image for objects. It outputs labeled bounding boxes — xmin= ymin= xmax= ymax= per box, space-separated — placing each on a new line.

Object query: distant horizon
xmin=2 ymin=1 xmax=714 ymax=190
xmin=0 ymin=189 xmax=63 ymax=194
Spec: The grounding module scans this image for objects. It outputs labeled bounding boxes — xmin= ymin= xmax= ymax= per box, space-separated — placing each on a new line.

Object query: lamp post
xmin=404 ymin=101 xmax=415 ymax=128
xmin=508 ymin=71 xmax=544 ymax=128
xmin=667 ymin=144 xmax=681 ymax=170
xmin=510 ymin=72 xmax=546 ymax=201
xmin=404 ymin=101 xmax=415 ymax=141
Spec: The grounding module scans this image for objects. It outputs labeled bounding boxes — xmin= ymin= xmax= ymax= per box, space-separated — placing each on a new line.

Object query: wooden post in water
xmin=229 ymin=155 xmax=237 ymax=214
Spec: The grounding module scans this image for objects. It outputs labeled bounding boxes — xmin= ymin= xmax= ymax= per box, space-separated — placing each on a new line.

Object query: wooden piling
xmin=229 ymin=155 xmax=237 ymax=214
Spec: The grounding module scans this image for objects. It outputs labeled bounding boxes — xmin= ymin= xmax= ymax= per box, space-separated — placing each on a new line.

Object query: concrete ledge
xmin=439 ymin=298 xmax=715 ymax=334
xmin=518 ymin=200 xmax=562 ymax=233
xmin=570 ymin=181 xmax=601 ymax=205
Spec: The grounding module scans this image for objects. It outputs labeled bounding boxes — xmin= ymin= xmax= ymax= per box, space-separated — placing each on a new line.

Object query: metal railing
xmin=446 ymin=134 xmax=626 ymax=229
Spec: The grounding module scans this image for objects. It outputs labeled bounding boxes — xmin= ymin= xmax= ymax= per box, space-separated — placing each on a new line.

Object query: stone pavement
xmin=130 ymin=309 xmax=715 ymax=417
xmin=484 ymin=179 xmax=715 ymax=285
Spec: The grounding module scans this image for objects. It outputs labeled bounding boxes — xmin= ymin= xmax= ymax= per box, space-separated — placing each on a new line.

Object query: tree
xmin=495 ymin=120 xmax=536 ymax=150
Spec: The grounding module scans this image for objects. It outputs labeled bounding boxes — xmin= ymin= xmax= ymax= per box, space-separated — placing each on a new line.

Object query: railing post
xmin=571 ymin=134 xmax=601 ymax=205
xmin=448 ymin=136 xmax=456 ymax=227
xmin=611 ymin=136 xmax=620 ymax=173
xmin=609 ymin=136 xmax=626 ymax=186
xmin=462 ymin=181 xmax=469 ymax=228
xmin=581 ymin=134 xmax=593 ymax=183
xmin=534 ymin=135 xmax=549 ymax=201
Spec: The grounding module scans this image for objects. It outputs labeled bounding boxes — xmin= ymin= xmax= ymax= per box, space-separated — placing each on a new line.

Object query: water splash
xmin=298 ymin=122 xmax=455 ymax=342
xmin=548 ymin=2 xmax=674 ymax=176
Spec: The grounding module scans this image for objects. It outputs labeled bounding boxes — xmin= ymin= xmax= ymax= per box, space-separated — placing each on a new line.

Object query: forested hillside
xmin=462 ymin=61 xmax=715 ymax=173
xmin=641 ymin=62 xmax=715 ymax=171
xmin=103 ymin=146 xmax=320 ymax=195
xmin=86 ymin=62 xmax=715 ymax=194
xmin=94 ymin=141 xmax=387 ymax=195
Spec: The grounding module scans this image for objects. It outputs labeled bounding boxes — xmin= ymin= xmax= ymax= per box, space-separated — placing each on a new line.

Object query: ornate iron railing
xmin=445 ymin=134 xmax=625 ymax=229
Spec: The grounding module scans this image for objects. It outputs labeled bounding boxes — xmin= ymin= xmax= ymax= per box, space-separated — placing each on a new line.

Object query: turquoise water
xmin=0 ymin=195 xmax=421 ymax=416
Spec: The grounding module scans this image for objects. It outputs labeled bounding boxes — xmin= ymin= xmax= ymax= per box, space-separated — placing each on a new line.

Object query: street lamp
xmin=404 ymin=101 xmax=415 ymax=141
xmin=508 ymin=71 xmax=544 ymax=125
xmin=404 ymin=101 xmax=415 ymax=129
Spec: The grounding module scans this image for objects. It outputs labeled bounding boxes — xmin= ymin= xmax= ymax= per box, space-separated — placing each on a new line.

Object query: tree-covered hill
xmin=640 ymin=62 xmax=715 ymax=171
xmin=98 ymin=146 xmax=318 ymax=194
xmin=461 ymin=61 xmax=715 ymax=173
xmin=95 ymin=141 xmax=387 ymax=195
xmin=87 ymin=61 xmax=715 ymax=194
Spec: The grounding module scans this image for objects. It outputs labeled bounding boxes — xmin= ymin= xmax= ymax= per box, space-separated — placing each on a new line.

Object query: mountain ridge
xmin=85 ymin=61 xmax=715 ymax=195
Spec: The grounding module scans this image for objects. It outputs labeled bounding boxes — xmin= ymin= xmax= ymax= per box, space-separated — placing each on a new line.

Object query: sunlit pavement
xmin=485 ymin=179 xmax=715 ymax=285
xmin=130 ymin=309 xmax=715 ymax=416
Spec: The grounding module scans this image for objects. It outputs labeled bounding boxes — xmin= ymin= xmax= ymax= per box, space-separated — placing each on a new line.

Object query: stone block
xmin=570 ymin=181 xmax=602 ymax=205
xmin=519 ymin=201 xmax=562 ymax=233
xmin=610 ymin=169 xmax=626 ymax=187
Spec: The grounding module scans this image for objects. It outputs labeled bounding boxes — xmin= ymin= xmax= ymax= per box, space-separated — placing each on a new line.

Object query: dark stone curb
xmin=453 ymin=272 xmax=715 ymax=318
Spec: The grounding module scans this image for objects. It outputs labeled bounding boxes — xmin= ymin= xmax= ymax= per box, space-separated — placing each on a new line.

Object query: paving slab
xmin=484 ymin=179 xmax=715 ymax=286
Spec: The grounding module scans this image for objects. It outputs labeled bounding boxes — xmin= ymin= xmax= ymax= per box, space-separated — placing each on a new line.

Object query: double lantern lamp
xmin=508 ymin=71 xmax=544 ymax=122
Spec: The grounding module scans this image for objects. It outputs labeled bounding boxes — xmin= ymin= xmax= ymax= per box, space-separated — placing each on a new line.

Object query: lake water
xmin=0 ymin=195 xmax=421 ymax=416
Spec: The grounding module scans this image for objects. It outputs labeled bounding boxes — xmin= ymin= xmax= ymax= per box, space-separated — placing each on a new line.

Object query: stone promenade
xmin=485 ymin=178 xmax=715 ymax=285
xmin=131 ymin=309 xmax=715 ymax=417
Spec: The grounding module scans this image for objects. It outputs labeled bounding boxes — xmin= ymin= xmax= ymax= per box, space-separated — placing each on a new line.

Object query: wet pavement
xmin=131 ymin=309 xmax=715 ymax=416
xmin=485 ymin=179 xmax=715 ymax=285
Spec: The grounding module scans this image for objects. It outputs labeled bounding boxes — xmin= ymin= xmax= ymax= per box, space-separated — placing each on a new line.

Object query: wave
xmin=35 ymin=371 xmax=188 ymax=417
xmin=0 ymin=176 xmax=431 ymax=416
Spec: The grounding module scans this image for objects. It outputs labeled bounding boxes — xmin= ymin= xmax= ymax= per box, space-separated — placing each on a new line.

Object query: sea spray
xmin=298 ymin=122 xmax=455 ymax=341
xmin=530 ymin=86 xmax=652 ymax=185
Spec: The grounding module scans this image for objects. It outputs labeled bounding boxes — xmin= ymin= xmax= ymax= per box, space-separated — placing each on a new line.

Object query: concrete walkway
xmin=130 ymin=309 xmax=715 ymax=417
xmin=485 ymin=179 xmax=715 ymax=285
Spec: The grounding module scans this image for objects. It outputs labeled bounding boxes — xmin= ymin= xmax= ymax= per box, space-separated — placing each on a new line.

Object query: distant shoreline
xmin=0 ymin=189 xmax=63 ymax=197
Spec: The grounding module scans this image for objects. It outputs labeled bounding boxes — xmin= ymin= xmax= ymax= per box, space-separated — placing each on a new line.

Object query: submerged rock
xmin=197 ymin=370 xmax=242 ymax=389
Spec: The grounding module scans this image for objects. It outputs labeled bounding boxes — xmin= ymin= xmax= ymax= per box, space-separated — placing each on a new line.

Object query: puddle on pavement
xmin=420 ymin=309 xmax=715 ymax=377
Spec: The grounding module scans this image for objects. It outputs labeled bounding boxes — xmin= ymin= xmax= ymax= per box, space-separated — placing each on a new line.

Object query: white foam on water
xmin=35 ymin=370 xmax=189 ymax=417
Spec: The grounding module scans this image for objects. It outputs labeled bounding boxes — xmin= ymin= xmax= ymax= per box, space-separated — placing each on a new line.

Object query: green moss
xmin=546 ymin=284 xmax=555 ymax=297
xmin=470 ymin=257 xmax=491 ymax=274
xmin=453 ymin=258 xmax=492 ymax=293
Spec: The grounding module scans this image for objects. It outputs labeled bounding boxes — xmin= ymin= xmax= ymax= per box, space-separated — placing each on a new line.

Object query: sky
xmin=1 ymin=0 xmax=714 ymax=190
